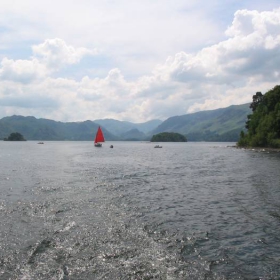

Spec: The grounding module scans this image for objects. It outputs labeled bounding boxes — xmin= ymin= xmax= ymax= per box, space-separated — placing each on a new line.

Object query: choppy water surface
xmin=0 ymin=141 xmax=280 ymax=279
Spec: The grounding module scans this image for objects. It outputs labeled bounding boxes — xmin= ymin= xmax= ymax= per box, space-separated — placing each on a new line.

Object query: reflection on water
xmin=0 ymin=141 xmax=280 ymax=279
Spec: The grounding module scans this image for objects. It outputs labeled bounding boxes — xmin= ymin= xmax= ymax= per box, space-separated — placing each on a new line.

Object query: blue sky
xmin=0 ymin=0 xmax=280 ymax=122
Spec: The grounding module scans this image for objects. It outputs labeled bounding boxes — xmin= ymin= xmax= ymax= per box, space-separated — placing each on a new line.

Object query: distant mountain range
xmin=0 ymin=103 xmax=251 ymax=141
xmin=151 ymin=103 xmax=251 ymax=141
xmin=94 ymin=119 xmax=162 ymax=135
xmin=0 ymin=116 xmax=117 ymax=141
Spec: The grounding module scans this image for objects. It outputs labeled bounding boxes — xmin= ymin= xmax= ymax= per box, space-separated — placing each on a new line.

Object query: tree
xmin=151 ymin=132 xmax=187 ymax=142
xmin=4 ymin=132 xmax=26 ymax=141
xmin=238 ymin=85 xmax=280 ymax=148
xmin=250 ymin=92 xmax=263 ymax=112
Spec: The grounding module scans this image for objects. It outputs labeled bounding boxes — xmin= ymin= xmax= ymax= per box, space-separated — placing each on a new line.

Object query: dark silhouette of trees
xmin=151 ymin=132 xmax=187 ymax=142
xmin=4 ymin=132 xmax=26 ymax=141
xmin=238 ymin=85 xmax=280 ymax=148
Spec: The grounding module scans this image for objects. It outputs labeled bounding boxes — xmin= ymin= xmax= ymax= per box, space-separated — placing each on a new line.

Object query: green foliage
xmin=151 ymin=132 xmax=187 ymax=142
xmin=250 ymin=92 xmax=264 ymax=112
xmin=238 ymin=85 xmax=280 ymax=148
xmin=238 ymin=130 xmax=249 ymax=147
xmin=4 ymin=132 xmax=26 ymax=141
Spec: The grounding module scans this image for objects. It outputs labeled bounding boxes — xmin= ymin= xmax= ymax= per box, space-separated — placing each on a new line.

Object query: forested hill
xmin=1 ymin=103 xmax=251 ymax=141
xmin=150 ymin=103 xmax=251 ymax=141
xmin=0 ymin=116 xmax=118 ymax=141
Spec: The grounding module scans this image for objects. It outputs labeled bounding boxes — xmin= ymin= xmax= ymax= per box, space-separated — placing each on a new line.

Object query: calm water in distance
xmin=0 ymin=141 xmax=280 ymax=279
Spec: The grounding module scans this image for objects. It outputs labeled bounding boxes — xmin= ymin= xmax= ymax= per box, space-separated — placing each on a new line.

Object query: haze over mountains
xmin=0 ymin=103 xmax=251 ymax=141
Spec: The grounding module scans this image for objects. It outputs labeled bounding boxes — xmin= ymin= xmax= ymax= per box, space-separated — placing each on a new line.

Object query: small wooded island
xmin=238 ymin=85 xmax=280 ymax=148
xmin=151 ymin=132 xmax=187 ymax=142
xmin=4 ymin=132 xmax=26 ymax=141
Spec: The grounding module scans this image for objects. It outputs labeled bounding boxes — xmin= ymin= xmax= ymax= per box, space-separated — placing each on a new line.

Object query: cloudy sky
xmin=0 ymin=0 xmax=280 ymax=122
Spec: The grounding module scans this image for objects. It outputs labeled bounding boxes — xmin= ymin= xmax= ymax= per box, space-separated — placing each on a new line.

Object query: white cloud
xmin=0 ymin=0 xmax=224 ymax=78
xmin=1 ymin=5 xmax=280 ymax=122
xmin=166 ymin=8 xmax=280 ymax=84
xmin=32 ymin=38 xmax=98 ymax=70
xmin=0 ymin=58 xmax=47 ymax=83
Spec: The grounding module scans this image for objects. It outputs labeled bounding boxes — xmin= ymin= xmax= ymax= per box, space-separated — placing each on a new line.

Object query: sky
xmin=0 ymin=0 xmax=280 ymax=123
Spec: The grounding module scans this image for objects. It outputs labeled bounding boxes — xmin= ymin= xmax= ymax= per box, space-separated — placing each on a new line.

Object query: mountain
xmin=94 ymin=119 xmax=162 ymax=136
xmin=120 ymin=128 xmax=147 ymax=141
xmin=0 ymin=103 xmax=251 ymax=141
xmin=0 ymin=116 xmax=118 ymax=141
xmin=150 ymin=103 xmax=251 ymax=141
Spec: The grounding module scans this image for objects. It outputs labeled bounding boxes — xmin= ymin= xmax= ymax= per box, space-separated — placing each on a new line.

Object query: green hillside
xmin=0 ymin=116 xmax=118 ymax=141
xmin=151 ymin=104 xmax=251 ymax=141
xmin=0 ymin=103 xmax=251 ymax=142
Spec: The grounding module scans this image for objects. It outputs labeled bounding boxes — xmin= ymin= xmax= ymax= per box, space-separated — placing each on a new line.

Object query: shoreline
xmin=230 ymin=145 xmax=280 ymax=153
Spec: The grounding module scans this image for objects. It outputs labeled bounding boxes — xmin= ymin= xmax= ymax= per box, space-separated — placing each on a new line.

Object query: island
xmin=151 ymin=132 xmax=187 ymax=142
xmin=4 ymin=132 xmax=26 ymax=141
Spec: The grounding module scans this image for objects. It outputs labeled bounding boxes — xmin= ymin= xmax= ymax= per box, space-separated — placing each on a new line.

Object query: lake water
xmin=0 ymin=141 xmax=280 ymax=279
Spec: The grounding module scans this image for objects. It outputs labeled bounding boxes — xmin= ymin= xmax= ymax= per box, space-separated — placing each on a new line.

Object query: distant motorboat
xmin=37 ymin=142 xmax=44 ymax=144
xmin=154 ymin=145 xmax=162 ymax=148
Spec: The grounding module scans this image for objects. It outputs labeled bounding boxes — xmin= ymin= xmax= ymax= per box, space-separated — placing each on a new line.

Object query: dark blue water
xmin=0 ymin=141 xmax=280 ymax=279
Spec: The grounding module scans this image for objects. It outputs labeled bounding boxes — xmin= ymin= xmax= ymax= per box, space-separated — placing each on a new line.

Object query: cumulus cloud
xmin=1 ymin=7 xmax=280 ymax=122
xmin=0 ymin=58 xmax=47 ymax=83
xmin=165 ymin=8 xmax=280 ymax=84
xmin=142 ymin=8 xmax=280 ymax=114
xmin=0 ymin=38 xmax=98 ymax=83
xmin=32 ymin=38 xmax=98 ymax=70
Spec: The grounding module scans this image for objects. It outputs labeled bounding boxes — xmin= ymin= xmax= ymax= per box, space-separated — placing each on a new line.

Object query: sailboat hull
xmin=94 ymin=143 xmax=102 ymax=147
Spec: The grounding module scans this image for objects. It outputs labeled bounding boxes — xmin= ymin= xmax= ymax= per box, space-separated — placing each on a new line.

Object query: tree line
xmin=238 ymin=85 xmax=280 ymax=148
xmin=4 ymin=132 xmax=26 ymax=141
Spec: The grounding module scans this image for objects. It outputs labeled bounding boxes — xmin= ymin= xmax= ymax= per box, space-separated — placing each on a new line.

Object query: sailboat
xmin=94 ymin=126 xmax=105 ymax=147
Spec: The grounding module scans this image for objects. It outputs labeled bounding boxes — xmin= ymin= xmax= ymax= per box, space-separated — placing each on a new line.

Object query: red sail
xmin=94 ymin=126 xmax=105 ymax=143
